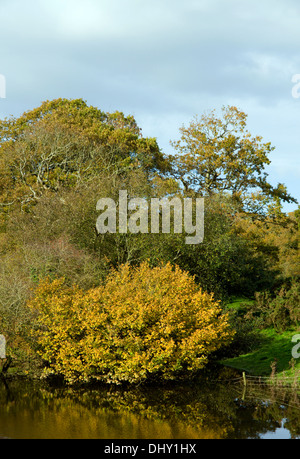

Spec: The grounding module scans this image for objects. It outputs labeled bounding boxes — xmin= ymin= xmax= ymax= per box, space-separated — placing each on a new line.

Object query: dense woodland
xmin=0 ymin=98 xmax=299 ymax=383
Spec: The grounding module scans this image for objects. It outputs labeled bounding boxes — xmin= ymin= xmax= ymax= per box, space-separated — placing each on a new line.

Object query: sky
xmin=0 ymin=0 xmax=299 ymax=212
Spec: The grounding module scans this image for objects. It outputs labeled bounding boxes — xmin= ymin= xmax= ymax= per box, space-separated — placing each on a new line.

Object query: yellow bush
xmin=28 ymin=262 xmax=234 ymax=384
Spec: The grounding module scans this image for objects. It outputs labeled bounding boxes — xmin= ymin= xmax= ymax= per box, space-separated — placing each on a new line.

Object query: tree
xmin=0 ymin=98 xmax=168 ymax=211
xmin=144 ymin=194 xmax=278 ymax=298
xmin=235 ymin=207 xmax=300 ymax=284
xmin=169 ymin=106 xmax=297 ymax=216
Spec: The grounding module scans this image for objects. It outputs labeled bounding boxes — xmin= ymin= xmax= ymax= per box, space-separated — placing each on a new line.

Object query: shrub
xmin=28 ymin=262 xmax=234 ymax=385
xmin=245 ymin=280 xmax=300 ymax=332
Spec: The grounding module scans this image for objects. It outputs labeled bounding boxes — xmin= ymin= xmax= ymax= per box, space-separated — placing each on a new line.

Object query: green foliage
xmin=0 ymin=98 xmax=168 ymax=212
xmin=145 ymin=195 xmax=277 ymax=298
xmin=220 ymin=298 xmax=263 ymax=357
xmin=169 ymin=105 xmax=297 ymax=215
xmin=245 ymin=281 xmax=300 ymax=332
xmin=0 ymin=99 xmax=298 ymax=380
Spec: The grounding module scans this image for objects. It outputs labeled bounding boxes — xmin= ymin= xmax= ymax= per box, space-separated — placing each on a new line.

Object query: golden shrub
xmin=28 ymin=262 xmax=234 ymax=384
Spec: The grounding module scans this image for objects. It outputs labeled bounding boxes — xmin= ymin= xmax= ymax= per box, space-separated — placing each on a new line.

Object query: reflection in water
xmin=0 ymin=375 xmax=299 ymax=439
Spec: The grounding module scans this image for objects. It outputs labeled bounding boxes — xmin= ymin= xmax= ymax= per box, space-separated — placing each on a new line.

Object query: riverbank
xmin=221 ymin=327 xmax=300 ymax=386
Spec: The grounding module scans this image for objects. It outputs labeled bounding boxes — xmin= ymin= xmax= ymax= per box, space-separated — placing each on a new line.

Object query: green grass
xmin=222 ymin=328 xmax=300 ymax=379
xmin=225 ymin=296 xmax=255 ymax=309
xmin=223 ymin=296 xmax=255 ymax=317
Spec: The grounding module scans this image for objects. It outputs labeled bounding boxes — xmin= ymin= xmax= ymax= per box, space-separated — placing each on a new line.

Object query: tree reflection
xmin=0 ymin=377 xmax=299 ymax=439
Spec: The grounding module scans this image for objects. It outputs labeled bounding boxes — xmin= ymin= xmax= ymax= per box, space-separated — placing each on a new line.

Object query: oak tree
xmin=0 ymin=98 xmax=168 ymax=211
xmin=169 ymin=106 xmax=297 ymax=216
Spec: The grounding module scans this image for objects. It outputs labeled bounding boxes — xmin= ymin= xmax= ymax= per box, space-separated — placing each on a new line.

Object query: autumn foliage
xmin=28 ymin=262 xmax=234 ymax=385
xmin=1 ymin=99 xmax=298 ymax=380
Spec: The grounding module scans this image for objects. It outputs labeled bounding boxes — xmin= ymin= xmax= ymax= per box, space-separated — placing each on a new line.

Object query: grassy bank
xmin=221 ymin=328 xmax=300 ymax=384
xmin=220 ymin=296 xmax=300 ymax=386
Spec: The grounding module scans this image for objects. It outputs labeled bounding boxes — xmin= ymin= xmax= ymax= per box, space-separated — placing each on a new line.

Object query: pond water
xmin=0 ymin=375 xmax=299 ymax=439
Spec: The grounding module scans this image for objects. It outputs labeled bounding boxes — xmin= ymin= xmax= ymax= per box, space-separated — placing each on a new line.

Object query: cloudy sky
xmin=0 ymin=0 xmax=299 ymax=211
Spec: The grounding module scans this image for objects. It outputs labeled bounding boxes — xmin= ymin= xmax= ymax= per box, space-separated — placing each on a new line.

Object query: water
xmin=0 ymin=376 xmax=299 ymax=439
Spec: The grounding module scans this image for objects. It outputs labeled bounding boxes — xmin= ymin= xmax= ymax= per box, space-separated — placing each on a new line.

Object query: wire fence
xmin=222 ymin=371 xmax=300 ymax=411
xmin=230 ymin=371 xmax=300 ymax=390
